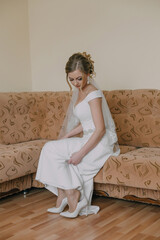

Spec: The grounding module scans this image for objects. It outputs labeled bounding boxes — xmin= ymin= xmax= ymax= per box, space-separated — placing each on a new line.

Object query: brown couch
xmin=0 ymin=90 xmax=160 ymax=205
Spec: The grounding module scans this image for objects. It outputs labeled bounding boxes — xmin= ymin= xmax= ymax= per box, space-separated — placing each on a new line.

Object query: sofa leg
xmin=23 ymin=189 xmax=28 ymax=198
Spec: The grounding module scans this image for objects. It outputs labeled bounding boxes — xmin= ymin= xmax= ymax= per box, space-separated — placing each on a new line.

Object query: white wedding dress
xmin=36 ymin=90 xmax=119 ymax=215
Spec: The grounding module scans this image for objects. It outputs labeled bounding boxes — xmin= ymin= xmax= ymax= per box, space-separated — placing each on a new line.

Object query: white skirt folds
xmin=36 ymin=133 xmax=116 ymax=215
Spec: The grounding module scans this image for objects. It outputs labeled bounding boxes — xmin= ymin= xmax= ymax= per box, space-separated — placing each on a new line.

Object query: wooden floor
xmin=0 ymin=188 xmax=160 ymax=240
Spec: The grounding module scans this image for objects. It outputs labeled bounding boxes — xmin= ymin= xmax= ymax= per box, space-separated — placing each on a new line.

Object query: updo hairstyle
xmin=65 ymin=52 xmax=95 ymax=90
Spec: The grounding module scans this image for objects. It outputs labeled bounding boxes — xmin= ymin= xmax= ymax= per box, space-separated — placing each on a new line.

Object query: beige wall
xmin=0 ymin=0 xmax=31 ymax=92
xmin=28 ymin=0 xmax=160 ymax=91
xmin=1 ymin=1 xmax=160 ymax=92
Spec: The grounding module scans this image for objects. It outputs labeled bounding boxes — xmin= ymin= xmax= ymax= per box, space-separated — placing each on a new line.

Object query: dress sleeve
xmin=86 ymin=90 xmax=103 ymax=103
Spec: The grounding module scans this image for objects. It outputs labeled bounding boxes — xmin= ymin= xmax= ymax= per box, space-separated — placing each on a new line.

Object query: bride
xmin=36 ymin=52 xmax=120 ymax=218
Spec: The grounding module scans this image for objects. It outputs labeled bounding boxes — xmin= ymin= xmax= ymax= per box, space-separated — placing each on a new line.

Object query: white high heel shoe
xmin=47 ymin=197 xmax=68 ymax=213
xmin=60 ymin=197 xmax=87 ymax=218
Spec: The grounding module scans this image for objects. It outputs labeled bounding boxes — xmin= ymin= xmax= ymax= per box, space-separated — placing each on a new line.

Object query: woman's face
xmin=68 ymin=70 xmax=88 ymax=90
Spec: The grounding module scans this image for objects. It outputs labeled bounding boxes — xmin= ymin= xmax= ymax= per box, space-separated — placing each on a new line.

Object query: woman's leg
xmin=65 ymin=189 xmax=80 ymax=212
xmin=56 ymin=188 xmax=66 ymax=207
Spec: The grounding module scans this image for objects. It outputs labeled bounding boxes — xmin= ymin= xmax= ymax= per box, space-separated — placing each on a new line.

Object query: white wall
xmin=0 ymin=0 xmax=31 ymax=92
xmin=0 ymin=1 xmax=160 ymax=92
xmin=28 ymin=0 xmax=160 ymax=91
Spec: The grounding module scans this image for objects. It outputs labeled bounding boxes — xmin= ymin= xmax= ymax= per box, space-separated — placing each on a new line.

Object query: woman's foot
xmin=60 ymin=197 xmax=87 ymax=218
xmin=47 ymin=197 xmax=68 ymax=213
xmin=47 ymin=188 xmax=67 ymax=213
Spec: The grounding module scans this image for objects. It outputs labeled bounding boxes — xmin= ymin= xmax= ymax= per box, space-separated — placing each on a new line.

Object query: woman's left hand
xmin=68 ymin=152 xmax=83 ymax=165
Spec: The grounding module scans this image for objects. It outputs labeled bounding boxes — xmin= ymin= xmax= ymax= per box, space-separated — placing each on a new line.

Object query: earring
xmin=87 ymin=76 xmax=90 ymax=84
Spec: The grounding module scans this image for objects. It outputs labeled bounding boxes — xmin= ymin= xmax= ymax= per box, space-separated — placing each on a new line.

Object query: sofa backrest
xmin=0 ymin=89 xmax=160 ymax=148
xmin=105 ymin=89 xmax=160 ymax=148
xmin=0 ymin=92 xmax=70 ymax=144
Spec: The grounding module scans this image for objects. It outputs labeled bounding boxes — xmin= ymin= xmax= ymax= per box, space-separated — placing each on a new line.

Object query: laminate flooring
xmin=0 ymin=188 xmax=160 ymax=240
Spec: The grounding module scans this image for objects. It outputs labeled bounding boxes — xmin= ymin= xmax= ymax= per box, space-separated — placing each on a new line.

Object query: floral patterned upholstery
xmin=0 ymin=92 xmax=70 ymax=197
xmin=102 ymin=147 xmax=160 ymax=190
xmin=95 ymin=145 xmax=137 ymax=183
xmin=0 ymin=140 xmax=47 ymax=183
xmin=104 ymin=89 xmax=160 ymax=148
xmin=0 ymin=90 xmax=160 ymax=203
xmin=0 ymin=92 xmax=70 ymax=145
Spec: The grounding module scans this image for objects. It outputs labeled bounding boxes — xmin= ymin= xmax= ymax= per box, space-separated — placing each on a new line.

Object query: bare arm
xmin=79 ymin=98 xmax=106 ymax=157
xmin=61 ymin=123 xmax=83 ymax=139
xmin=69 ymin=97 xmax=106 ymax=165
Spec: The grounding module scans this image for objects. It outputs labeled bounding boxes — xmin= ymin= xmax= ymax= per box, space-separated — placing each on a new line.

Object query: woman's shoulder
xmin=85 ymin=85 xmax=102 ymax=102
xmin=86 ymin=84 xmax=98 ymax=94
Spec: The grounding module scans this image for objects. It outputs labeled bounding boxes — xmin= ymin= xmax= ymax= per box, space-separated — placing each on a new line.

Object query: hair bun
xmin=81 ymin=52 xmax=95 ymax=76
xmin=81 ymin=52 xmax=94 ymax=64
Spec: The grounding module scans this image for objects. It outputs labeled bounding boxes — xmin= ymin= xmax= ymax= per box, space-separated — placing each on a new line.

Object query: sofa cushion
xmin=0 ymin=139 xmax=47 ymax=183
xmin=94 ymin=145 xmax=137 ymax=183
xmin=102 ymin=147 xmax=160 ymax=191
xmin=104 ymin=89 xmax=160 ymax=148
xmin=118 ymin=145 xmax=137 ymax=154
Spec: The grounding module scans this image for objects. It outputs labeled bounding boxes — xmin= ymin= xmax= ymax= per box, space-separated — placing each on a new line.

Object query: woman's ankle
xmin=58 ymin=188 xmax=66 ymax=199
xmin=66 ymin=189 xmax=80 ymax=212
xmin=56 ymin=195 xmax=66 ymax=208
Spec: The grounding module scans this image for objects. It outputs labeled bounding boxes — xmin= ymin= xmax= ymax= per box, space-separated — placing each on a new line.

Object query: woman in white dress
xmin=36 ymin=52 xmax=119 ymax=218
